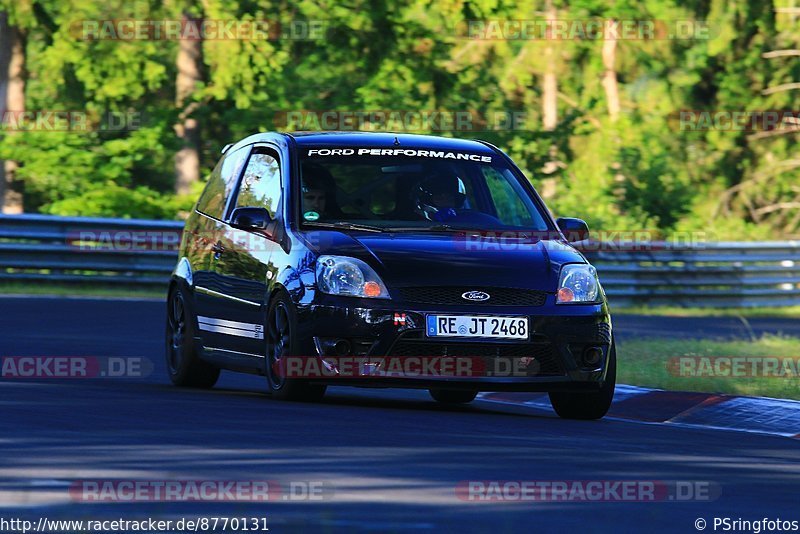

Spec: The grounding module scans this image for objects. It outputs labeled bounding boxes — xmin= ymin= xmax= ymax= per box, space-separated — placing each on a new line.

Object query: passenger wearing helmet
xmin=414 ymin=172 xmax=468 ymax=222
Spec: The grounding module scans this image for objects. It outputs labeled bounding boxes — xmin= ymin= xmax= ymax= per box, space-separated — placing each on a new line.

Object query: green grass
xmin=618 ymin=335 xmax=800 ymax=400
xmin=613 ymin=305 xmax=800 ymax=318
xmin=0 ymin=282 xmax=166 ymax=299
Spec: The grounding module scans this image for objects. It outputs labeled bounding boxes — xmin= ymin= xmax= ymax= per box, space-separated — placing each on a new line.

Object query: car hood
xmin=303 ymin=231 xmax=587 ymax=292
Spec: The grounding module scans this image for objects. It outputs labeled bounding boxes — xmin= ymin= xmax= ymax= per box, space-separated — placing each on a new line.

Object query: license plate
xmin=426 ymin=315 xmax=529 ymax=340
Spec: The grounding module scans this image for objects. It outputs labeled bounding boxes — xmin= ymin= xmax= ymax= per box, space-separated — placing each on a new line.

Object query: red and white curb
xmin=478 ymin=385 xmax=800 ymax=439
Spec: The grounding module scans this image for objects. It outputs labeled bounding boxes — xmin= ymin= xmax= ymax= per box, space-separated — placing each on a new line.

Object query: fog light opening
xmin=582 ymin=346 xmax=603 ymax=367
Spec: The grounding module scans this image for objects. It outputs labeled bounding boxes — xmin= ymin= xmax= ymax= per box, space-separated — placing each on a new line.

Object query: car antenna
xmin=393 ymin=135 xmax=400 ymax=146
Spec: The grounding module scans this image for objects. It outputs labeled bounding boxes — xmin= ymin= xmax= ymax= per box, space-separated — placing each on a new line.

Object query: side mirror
xmin=230 ymin=207 xmax=271 ymax=232
xmin=556 ymin=217 xmax=590 ymax=243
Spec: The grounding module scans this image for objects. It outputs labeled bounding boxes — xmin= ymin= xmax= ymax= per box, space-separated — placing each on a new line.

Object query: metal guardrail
xmin=581 ymin=242 xmax=800 ymax=307
xmin=0 ymin=214 xmax=182 ymax=287
xmin=1 ymin=214 xmax=799 ymax=307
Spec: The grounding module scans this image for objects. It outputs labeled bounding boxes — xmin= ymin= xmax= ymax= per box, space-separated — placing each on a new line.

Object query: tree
xmin=0 ymin=10 xmax=25 ymax=213
xmin=174 ymin=9 xmax=203 ymax=195
xmin=600 ymin=18 xmax=620 ymax=121
xmin=0 ymin=11 xmax=9 ymax=208
xmin=542 ymin=0 xmax=559 ymax=131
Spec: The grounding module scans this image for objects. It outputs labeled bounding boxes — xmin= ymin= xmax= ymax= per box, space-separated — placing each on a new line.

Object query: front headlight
xmin=557 ymin=264 xmax=600 ymax=303
xmin=316 ymin=255 xmax=390 ymax=299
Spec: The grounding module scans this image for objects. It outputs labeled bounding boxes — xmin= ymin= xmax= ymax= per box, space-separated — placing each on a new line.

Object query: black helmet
xmin=301 ymin=162 xmax=336 ymax=194
xmin=414 ymin=171 xmax=467 ymax=221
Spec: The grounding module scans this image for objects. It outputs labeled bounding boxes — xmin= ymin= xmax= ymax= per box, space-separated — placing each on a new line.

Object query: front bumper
xmin=293 ymin=295 xmax=613 ymax=392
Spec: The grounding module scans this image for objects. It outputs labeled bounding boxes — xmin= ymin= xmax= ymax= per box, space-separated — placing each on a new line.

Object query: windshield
xmin=298 ymin=149 xmax=551 ymax=231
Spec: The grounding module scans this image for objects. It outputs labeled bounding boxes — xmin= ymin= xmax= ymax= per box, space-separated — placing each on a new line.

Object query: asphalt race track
xmin=1 ymin=297 xmax=799 ymax=533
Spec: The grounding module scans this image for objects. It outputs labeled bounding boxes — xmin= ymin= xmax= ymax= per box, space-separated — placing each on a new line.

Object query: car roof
xmin=223 ymin=131 xmax=500 ymax=158
xmin=287 ymin=131 xmax=496 ymax=154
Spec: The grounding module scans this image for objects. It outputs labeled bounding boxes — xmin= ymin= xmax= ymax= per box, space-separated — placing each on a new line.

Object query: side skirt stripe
xmin=197 ymin=315 xmax=264 ymax=340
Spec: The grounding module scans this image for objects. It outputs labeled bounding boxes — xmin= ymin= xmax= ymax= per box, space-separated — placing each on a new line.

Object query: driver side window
xmin=196 ymin=147 xmax=248 ymax=220
xmin=234 ymin=150 xmax=281 ymax=219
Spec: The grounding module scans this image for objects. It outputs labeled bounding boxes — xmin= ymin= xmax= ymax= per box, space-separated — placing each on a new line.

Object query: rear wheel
xmin=266 ymin=292 xmax=327 ymax=402
xmin=165 ymin=286 xmax=220 ymax=388
xmin=548 ymin=342 xmax=616 ymax=420
xmin=429 ymin=389 xmax=478 ymax=404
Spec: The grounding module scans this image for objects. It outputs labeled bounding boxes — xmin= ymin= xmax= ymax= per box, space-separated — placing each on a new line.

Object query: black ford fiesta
xmin=166 ymin=131 xmax=615 ymax=419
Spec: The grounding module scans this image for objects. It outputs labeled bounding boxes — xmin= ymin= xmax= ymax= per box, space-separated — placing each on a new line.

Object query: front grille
xmin=386 ymin=339 xmax=564 ymax=376
xmin=395 ymin=286 xmax=547 ymax=306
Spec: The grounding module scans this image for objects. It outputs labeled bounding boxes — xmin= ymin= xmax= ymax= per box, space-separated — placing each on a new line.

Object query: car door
xmin=210 ymin=144 xmax=284 ymax=357
xmin=190 ymin=145 xmax=250 ymax=352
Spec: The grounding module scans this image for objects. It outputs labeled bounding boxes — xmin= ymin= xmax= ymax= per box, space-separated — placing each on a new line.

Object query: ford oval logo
xmin=462 ymin=290 xmax=490 ymax=302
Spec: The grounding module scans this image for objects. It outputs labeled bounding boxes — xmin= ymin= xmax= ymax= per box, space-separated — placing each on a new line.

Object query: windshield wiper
xmin=386 ymin=225 xmax=541 ymax=237
xmin=385 ymin=224 xmax=452 ymax=232
xmin=386 ymin=224 xmax=484 ymax=233
xmin=302 ymin=221 xmax=384 ymax=233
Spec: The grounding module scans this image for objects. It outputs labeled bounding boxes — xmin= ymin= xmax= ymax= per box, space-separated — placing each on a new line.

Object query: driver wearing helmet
xmin=414 ymin=171 xmax=468 ymax=222
xmin=301 ymin=162 xmax=342 ymax=219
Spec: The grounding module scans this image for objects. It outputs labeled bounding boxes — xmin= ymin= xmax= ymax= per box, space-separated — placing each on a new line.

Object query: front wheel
xmin=265 ymin=292 xmax=327 ymax=402
xmin=429 ymin=389 xmax=478 ymax=404
xmin=165 ymin=286 xmax=220 ymax=388
xmin=548 ymin=342 xmax=616 ymax=420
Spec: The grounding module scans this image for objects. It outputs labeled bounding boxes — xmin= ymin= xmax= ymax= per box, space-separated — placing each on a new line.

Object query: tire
xmin=548 ymin=342 xmax=616 ymax=420
xmin=165 ymin=286 xmax=220 ymax=388
xmin=265 ymin=291 xmax=327 ymax=402
xmin=429 ymin=389 xmax=478 ymax=404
